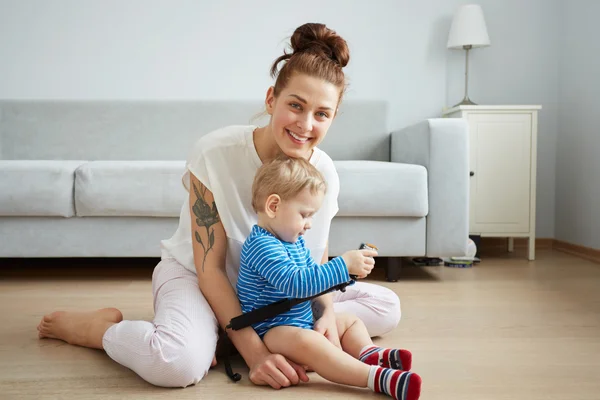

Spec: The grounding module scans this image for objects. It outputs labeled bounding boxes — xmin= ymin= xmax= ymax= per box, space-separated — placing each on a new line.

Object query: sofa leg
xmin=385 ymin=257 xmax=401 ymax=282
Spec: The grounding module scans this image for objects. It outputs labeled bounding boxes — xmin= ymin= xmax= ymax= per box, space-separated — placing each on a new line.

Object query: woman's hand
xmin=248 ymin=350 xmax=309 ymax=389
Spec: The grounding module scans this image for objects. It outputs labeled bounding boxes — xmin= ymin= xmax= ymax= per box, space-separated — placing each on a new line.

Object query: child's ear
xmin=265 ymin=194 xmax=280 ymax=218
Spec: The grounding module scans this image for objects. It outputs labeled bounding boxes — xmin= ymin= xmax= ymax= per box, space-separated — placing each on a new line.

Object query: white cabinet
xmin=442 ymin=105 xmax=541 ymax=260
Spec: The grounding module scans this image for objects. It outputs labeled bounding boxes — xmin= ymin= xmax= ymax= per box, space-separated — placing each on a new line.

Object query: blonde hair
xmin=252 ymin=155 xmax=327 ymax=213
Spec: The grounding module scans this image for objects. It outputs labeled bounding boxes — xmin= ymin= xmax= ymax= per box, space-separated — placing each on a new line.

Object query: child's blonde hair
xmin=252 ymin=155 xmax=327 ymax=213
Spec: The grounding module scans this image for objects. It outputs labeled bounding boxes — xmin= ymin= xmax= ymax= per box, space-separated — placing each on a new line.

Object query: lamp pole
xmin=455 ymin=44 xmax=476 ymax=107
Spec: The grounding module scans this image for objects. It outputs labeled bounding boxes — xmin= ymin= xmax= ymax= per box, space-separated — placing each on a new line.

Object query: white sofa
xmin=0 ymin=100 xmax=469 ymax=280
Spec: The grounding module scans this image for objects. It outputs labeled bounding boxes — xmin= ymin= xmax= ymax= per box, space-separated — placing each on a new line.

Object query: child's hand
xmin=341 ymin=249 xmax=377 ymax=278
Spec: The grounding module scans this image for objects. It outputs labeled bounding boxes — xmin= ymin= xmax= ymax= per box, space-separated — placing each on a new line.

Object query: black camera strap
xmin=226 ymin=278 xmax=356 ymax=331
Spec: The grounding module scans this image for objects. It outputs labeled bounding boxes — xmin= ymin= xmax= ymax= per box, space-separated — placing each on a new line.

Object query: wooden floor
xmin=1 ymin=248 xmax=599 ymax=400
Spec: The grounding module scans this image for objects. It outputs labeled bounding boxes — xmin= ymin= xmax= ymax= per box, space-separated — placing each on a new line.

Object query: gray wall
xmin=0 ymin=0 xmax=456 ymax=130
xmin=555 ymin=0 xmax=600 ymax=250
xmin=0 ymin=0 xmax=560 ymax=238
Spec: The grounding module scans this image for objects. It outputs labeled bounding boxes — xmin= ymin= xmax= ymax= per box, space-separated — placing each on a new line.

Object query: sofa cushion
xmin=0 ymin=160 xmax=86 ymax=217
xmin=75 ymin=161 xmax=187 ymax=217
xmin=73 ymin=160 xmax=427 ymax=218
xmin=335 ymin=161 xmax=428 ymax=217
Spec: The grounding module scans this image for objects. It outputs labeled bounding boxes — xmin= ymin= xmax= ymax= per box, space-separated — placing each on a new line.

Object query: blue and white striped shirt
xmin=237 ymin=225 xmax=350 ymax=338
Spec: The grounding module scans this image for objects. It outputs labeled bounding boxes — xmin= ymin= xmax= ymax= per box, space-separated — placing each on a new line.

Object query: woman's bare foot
xmin=37 ymin=308 xmax=123 ymax=349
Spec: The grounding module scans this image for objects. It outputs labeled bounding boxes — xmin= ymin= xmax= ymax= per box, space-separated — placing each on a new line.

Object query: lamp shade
xmin=447 ymin=4 xmax=490 ymax=49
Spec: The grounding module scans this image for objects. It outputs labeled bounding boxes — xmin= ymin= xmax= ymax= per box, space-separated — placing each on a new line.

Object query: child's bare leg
xmin=335 ymin=312 xmax=373 ymax=358
xmin=336 ymin=313 xmax=413 ymax=371
xmin=264 ymin=326 xmax=370 ymax=387
xmin=264 ymin=325 xmax=421 ymax=400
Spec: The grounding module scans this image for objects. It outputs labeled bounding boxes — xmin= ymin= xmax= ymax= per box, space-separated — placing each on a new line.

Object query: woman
xmin=37 ymin=22 xmax=401 ymax=390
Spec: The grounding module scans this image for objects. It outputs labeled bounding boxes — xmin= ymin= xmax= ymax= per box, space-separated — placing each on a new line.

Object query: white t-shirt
xmin=160 ymin=125 xmax=340 ymax=289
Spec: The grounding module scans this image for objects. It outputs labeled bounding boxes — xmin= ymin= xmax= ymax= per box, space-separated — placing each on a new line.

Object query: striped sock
xmin=359 ymin=345 xmax=412 ymax=371
xmin=367 ymin=365 xmax=421 ymax=400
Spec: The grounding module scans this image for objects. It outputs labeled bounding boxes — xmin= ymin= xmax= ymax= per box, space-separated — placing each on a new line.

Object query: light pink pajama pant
xmin=102 ymin=257 xmax=401 ymax=388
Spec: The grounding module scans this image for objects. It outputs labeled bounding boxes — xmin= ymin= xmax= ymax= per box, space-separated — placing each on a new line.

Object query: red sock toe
xmin=359 ymin=346 xmax=413 ymax=371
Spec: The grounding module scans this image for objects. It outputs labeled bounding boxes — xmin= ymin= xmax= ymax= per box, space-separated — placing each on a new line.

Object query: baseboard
xmin=478 ymin=237 xmax=600 ymax=264
xmin=553 ymin=239 xmax=600 ymax=264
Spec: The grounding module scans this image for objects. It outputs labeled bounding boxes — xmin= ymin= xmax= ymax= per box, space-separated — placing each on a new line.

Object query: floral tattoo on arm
xmin=192 ymin=182 xmax=220 ymax=272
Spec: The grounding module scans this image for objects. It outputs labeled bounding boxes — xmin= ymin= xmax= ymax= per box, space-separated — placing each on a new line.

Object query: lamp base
xmin=452 ymin=97 xmax=478 ymax=108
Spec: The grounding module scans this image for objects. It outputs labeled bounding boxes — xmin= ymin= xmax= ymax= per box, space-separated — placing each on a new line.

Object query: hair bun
xmin=290 ymin=23 xmax=350 ymax=68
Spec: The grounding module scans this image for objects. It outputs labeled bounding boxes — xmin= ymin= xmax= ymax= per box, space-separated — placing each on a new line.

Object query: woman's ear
xmin=265 ymin=86 xmax=276 ymax=115
xmin=265 ymin=194 xmax=280 ymax=218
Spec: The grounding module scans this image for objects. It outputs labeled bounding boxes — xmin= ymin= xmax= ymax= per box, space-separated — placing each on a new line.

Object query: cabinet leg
xmin=385 ymin=257 xmax=401 ymax=282
xmin=508 ymin=237 xmax=514 ymax=253
xmin=528 ymin=237 xmax=535 ymax=261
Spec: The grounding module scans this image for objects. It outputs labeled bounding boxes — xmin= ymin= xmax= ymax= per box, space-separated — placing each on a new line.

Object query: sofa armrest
xmin=391 ymin=118 xmax=469 ymax=256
